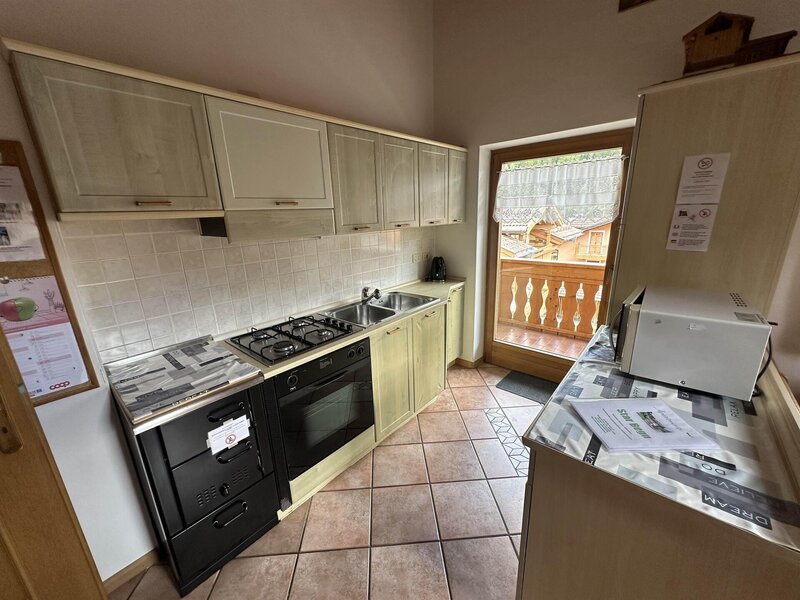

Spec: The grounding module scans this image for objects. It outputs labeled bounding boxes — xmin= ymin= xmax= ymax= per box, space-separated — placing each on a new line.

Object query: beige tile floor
xmin=112 ymin=364 xmax=544 ymax=600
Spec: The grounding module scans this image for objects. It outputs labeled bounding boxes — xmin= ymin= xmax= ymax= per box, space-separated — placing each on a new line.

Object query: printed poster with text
xmin=0 ymin=276 xmax=88 ymax=398
xmin=0 ymin=165 xmax=45 ymax=262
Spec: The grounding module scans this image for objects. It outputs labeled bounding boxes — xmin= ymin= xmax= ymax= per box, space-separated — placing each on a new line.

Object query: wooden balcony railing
xmin=497 ymin=258 xmax=606 ymax=341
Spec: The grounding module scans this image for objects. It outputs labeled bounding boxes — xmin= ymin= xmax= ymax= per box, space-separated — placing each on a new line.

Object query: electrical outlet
xmin=412 ymin=252 xmax=430 ymax=264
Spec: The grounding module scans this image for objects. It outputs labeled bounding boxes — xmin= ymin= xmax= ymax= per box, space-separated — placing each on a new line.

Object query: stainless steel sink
xmin=372 ymin=292 xmax=437 ymax=312
xmin=327 ymin=303 xmax=396 ymax=326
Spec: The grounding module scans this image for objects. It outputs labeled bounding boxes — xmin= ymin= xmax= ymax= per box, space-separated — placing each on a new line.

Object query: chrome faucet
xmin=361 ymin=287 xmax=381 ymax=304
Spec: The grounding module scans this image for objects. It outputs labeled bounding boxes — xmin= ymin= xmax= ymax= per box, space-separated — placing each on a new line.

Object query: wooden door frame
xmin=484 ymin=128 xmax=634 ymax=381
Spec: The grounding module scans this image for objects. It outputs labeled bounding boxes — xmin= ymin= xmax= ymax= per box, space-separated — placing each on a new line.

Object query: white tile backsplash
xmin=62 ymin=219 xmax=435 ymax=362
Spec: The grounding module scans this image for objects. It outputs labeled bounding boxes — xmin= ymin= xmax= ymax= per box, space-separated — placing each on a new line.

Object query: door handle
xmin=386 ymin=327 xmax=402 ymax=335
xmin=216 ymin=440 xmax=253 ymax=464
xmin=135 ymin=199 xmax=173 ymax=206
xmin=207 ymin=401 xmax=246 ymax=423
xmin=275 ymin=201 xmax=299 ymax=206
xmin=0 ymin=385 xmax=23 ymax=454
xmin=213 ymin=501 xmax=248 ymax=528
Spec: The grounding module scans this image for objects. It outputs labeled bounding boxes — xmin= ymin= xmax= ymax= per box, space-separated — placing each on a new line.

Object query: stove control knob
xmin=347 ymin=348 xmax=356 ymax=359
xmin=287 ymin=373 xmax=299 ymax=388
xmin=346 ymin=323 xmax=353 ymax=331
xmin=220 ymin=483 xmax=231 ymax=497
xmin=356 ymin=345 xmax=365 ymax=356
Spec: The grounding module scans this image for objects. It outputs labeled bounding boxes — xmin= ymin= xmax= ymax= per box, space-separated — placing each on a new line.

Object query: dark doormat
xmin=495 ymin=371 xmax=557 ymax=405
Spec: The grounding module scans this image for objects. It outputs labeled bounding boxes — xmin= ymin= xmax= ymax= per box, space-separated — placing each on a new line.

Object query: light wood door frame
xmin=484 ymin=129 xmax=634 ymax=381
xmin=0 ymin=329 xmax=105 ymax=599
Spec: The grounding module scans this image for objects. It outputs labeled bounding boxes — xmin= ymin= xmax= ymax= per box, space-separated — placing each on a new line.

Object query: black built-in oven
xmin=270 ymin=338 xmax=374 ymax=480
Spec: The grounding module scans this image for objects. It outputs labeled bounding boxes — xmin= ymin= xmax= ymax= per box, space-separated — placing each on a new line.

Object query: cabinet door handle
xmin=135 ymin=200 xmax=172 ymax=207
xmin=213 ymin=501 xmax=248 ymax=529
xmin=394 ymin=223 xmax=411 ymax=228
xmin=216 ymin=441 xmax=253 ymax=464
xmin=451 ymin=219 xmax=462 ymax=223
xmin=275 ymin=201 xmax=299 ymax=206
xmin=386 ymin=327 xmax=402 ymax=335
xmin=354 ymin=226 xmax=371 ymax=231
xmin=207 ymin=401 xmax=246 ymax=423
xmin=427 ymin=220 xmax=442 ymax=225
xmin=424 ymin=311 xmax=438 ymax=318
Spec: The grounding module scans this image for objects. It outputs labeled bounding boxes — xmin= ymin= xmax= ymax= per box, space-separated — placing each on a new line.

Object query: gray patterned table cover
xmin=525 ymin=327 xmax=800 ymax=553
xmin=106 ymin=336 xmax=261 ymax=425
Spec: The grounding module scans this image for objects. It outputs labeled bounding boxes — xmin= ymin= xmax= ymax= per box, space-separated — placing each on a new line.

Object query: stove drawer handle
xmin=207 ymin=401 xmax=246 ymax=423
xmin=213 ymin=501 xmax=248 ymax=529
xmin=216 ymin=440 xmax=253 ymax=464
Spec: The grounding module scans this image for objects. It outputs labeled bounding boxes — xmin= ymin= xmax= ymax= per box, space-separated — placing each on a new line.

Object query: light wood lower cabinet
xmin=412 ymin=307 xmax=446 ymax=410
xmin=371 ymin=320 xmax=414 ymax=441
xmin=446 ymin=285 xmax=465 ymax=364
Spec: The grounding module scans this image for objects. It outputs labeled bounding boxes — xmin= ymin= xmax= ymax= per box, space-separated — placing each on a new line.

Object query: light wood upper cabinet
xmin=205 ymin=96 xmax=333 ymax=211
xmin=12 ymin=53 xmax=221 ymax=213
xmin=447 ymin=149 xmax=467 ymax=224
xmin=328 ymin=125 xmax=383 ymax=233
xmin=446 ymin=285 xmax=465 ymax=365
xmin=412 ymin=306 xmax=446 ymax=410
xmin=381 ymin=136 xmax=419 ymax=229
xmin=419 ymin=143 xmax=448 ymax=227
xmin=371 ymin=320 xmax=414 ymax=441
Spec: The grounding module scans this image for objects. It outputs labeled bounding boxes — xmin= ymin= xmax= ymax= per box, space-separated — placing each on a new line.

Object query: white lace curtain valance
xmin=493 ymin=156 xmax=624 ymax=223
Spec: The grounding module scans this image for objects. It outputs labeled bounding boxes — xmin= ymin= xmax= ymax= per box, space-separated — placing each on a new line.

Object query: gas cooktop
xmin=227 ymin=314 xmax=362 ymax=365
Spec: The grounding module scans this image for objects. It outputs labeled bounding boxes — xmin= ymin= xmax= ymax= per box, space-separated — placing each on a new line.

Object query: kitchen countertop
xmin=525 ymin=327 xmax=800 ymax=554
xmin=224 ymin=278 xmax=465 ymax=379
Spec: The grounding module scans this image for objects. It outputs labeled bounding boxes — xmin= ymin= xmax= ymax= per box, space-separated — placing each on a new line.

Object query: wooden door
xmin=371 ymin=321 xmax=414 ymax=441
xmin=419 ymin=143 xmax=448 ymax=227
xmin=381 ymin=135 xmax=419 ymax=229
xmin=12 ymin=52 xmax=220 ymax=213
xmin=412 ymin=307 xmax=446 ymax=410
xmin=328 ymin=125 xmax=383 ymax=233
xmin=0 ymin=332 xmax=105 ymax=599
xmin=446 ymin=286 xmax=465 ymax=364
xmin=485 ymin=129 xmax=633 ymax=382
xmin=205 ymin=96 xmax=333 ymax=210
xmin=447 ymin=149 xmax=467 ymax=224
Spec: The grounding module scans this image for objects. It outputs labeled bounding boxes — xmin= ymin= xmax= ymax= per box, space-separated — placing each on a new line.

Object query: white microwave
xmin=615 ymin=286 xmax=771 ymax=401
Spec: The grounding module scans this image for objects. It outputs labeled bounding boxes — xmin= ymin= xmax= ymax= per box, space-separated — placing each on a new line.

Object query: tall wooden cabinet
xmin=12 ymin=53 xmax=221 ymax=213
xmin=447 ymin=149 xmax=467 ymax=224
xmin=328 ymin=125 xmax=383 ymax=233
xmin=611 ymin=57 xmax=800 ymax=315
xmin=381 ymin=136 xmax=419 ymax=229
xmin=412 ymin=306 xmax=446 ymax=410
xmin=419 ymin=143 xmax=449 ymax=227
xmin=371 ymin=320 xmax=414 ymax=441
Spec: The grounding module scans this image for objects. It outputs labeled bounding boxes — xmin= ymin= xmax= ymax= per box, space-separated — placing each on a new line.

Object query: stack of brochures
xmin=570 ymin=398 xmax=720 ymax=453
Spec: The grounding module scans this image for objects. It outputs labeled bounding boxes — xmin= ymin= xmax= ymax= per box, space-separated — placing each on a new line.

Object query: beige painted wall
xmin=0 ymin=0 xmax=435 ymax=137
xmin=433 ymin=0 xmax=800 ymax=393
xmin=0 ymin=0 xmax=436 ymax=579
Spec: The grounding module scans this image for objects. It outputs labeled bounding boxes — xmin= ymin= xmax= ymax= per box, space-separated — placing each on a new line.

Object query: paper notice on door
xmin=207 ymin=415 xmax=250 ymax=454
xmin=666 ymin=204 xmax=718 ymax=252
xmin=0 ymin=165 xmax=45 ymax=262
xmin=676 ymin=153 xmax=730 ymax=205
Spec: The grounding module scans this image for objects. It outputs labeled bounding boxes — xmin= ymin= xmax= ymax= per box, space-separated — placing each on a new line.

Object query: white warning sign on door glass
xmin=207 ymin=415 xmax=250 ymax=454
xmin=666 ymin=204 xmax=718 ymax=252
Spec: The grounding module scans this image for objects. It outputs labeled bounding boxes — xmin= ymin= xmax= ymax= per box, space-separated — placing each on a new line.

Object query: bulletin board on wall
xmin=0 ymin=140 xmax=96 ymax=405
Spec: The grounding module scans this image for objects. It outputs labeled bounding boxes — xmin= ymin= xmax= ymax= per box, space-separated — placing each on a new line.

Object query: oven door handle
xmin=216 ymin=440 xmax=253 ymax=464
xmin=310 ymin=370 xmax=349 ymax=390
xmin=213 ymin=501 xmax=248 ymax=529
xmin=207 ymin=401 xmax=246 ymax=423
